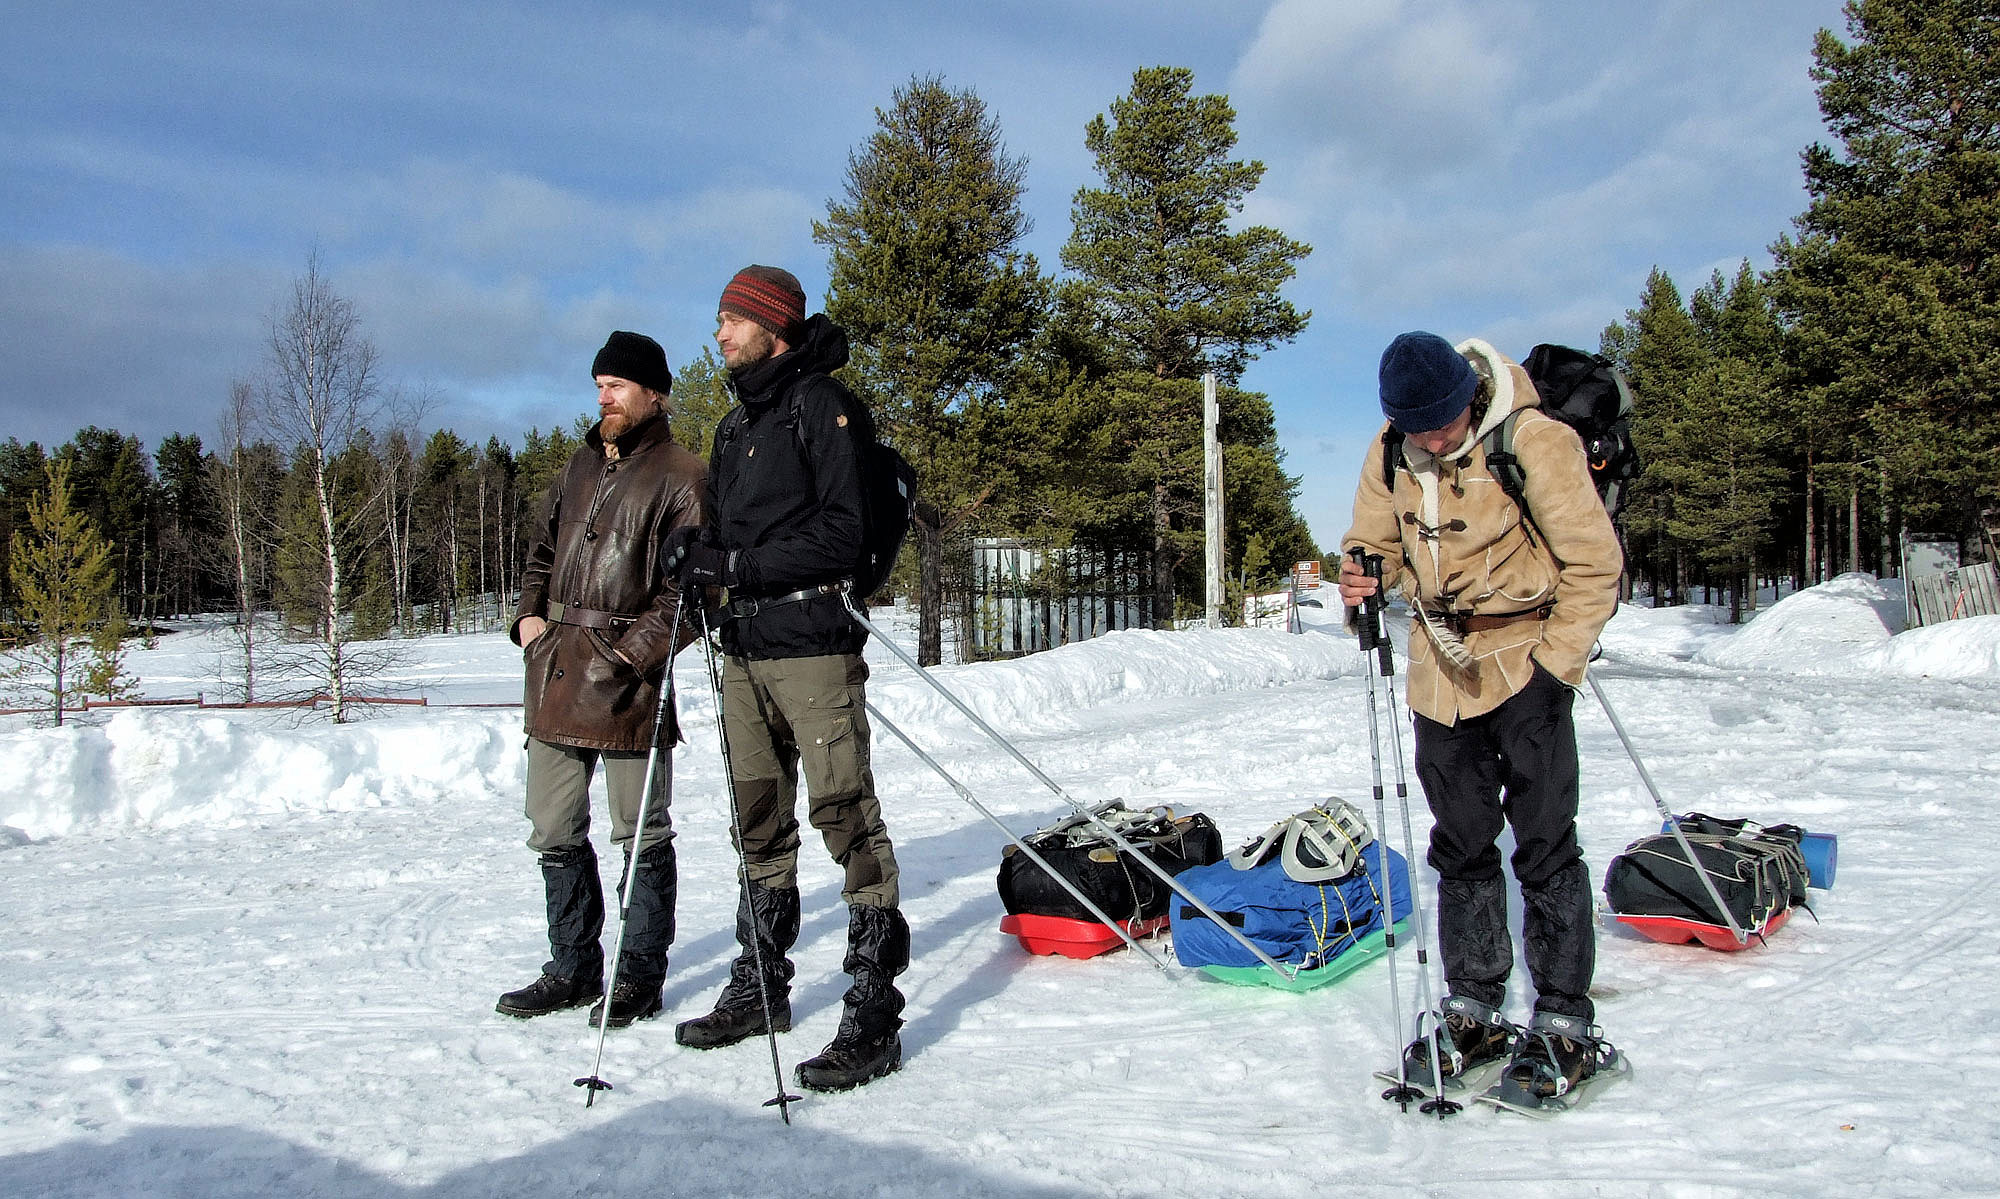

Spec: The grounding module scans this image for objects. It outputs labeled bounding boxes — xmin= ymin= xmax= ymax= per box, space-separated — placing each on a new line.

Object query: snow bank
xmin=0 ymin=708 xmax=524 ymax=840
xmin=868 ymin=625 xmax=1361 ymax=739
xmin=1694 ymin=573 xmax=1905 ymax=673
xmin=1855 ymin=613 xmax=2000 ymax=679
xmin=0 ymin=625 xmax=1361 ymax=841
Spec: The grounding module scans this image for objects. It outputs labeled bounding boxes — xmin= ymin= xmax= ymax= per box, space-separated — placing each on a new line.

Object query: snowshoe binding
xmin=1474 ymin=1011 xmax=1630 ymax=1118
xmin=1375 ymin=994 xmax=1515 ymax=1111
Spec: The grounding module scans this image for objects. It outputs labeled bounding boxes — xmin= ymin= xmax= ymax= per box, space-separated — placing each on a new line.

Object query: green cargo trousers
xmin=721 ymin=652 xmax=899 ymax=908
xmin=523 ymin=738 xmax=672 ymax=854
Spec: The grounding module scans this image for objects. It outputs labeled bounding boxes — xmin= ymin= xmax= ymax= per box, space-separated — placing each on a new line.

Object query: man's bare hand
xmin=1336 ymin=557 xmax=1378 ymax=609
xmin=517 ymin=615 xmax=548 ymax=647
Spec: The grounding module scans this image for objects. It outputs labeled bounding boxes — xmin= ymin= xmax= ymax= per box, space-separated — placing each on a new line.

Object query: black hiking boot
xmin=496 ymin=971 xmax=600 ymax=1018
xmin=795 ymin=1011 xmax=902 ymax=1093
xmin=587 ymin=979 xmax=663 ymax=1029
xmin=1402 ymin=994 xmax=1515 ymax=1080
xmin=675 ymin=991 xmax=792 ymax=1049
xmin=1503 ymin=1011 xmax=1607 ymax=1098
xmin=795 ymin=904 xmax=911 ymax=1093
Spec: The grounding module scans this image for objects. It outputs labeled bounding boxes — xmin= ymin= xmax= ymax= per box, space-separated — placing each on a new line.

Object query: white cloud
xmin=1232 ymin=0 xmax=1522 ymax=177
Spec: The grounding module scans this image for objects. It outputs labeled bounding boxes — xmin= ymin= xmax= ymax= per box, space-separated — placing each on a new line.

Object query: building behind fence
xmin=964 ymin=538 xmax=1153 ymax=659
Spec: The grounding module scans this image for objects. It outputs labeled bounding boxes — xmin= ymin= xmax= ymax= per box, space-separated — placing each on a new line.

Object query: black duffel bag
xmin=1604 ymin=812 xmax=1810 ymax=931
xmin=998 ymin=801 xmax=1224 ymax=925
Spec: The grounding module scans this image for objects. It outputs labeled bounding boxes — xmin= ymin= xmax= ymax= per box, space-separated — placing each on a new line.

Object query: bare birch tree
xmin=210 ymin=380 xmax=267 ymax=700
xmin=257 ymin=254 xmax=383 ymax=722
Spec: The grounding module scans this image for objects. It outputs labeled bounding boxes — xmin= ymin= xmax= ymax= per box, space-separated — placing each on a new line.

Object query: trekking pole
xmin=1349 ymin=550 xmax=1427 ymax=1112
xmin=697 ymin=604 xmax=803 ymax=1123
xmin=1587 ymin=669 xmax=1748 ymax=947
xmin=1353 ymin=551 xmax=1454 ymax=1116
xmin=575 ymin=589 xmax=684 ymax=1107
xmin=865 ymin=700 xmax=1174 ymax=971
xmin=841 ymin=591 xmax=1300 ymax=980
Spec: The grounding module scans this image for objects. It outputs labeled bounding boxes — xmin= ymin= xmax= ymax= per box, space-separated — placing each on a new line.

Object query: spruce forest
xmin=2 ymin=2 xmax=1994 ymax=687
xmin=1606 ymin=1 xmax=1998 ymax=616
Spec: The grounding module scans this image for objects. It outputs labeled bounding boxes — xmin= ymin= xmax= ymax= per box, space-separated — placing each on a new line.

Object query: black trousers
xmin=1413 ymin=665 xmax=1595 ymax=1019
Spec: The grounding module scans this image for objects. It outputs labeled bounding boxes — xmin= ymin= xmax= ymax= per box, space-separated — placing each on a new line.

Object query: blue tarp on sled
xmin=1170 ymin=844 xmax=1412 ymax=988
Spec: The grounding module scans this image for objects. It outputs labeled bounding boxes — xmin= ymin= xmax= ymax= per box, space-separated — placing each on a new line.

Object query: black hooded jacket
xmin=708 ymin=314 xmax=872 ymax=660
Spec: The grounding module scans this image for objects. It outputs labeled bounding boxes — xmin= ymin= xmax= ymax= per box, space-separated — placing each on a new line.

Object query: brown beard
xmin=723 ymin=322 xmax=778 ymax=370
xmin=600 ymin=411 xmax=633 ymax=441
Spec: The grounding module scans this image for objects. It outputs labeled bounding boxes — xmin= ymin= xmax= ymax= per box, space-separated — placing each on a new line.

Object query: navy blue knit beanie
xmin=1378 ymin=332 xmax=1475 ymax=434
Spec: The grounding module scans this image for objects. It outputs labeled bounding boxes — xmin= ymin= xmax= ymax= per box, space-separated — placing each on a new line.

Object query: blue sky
xmin=2 ymin=0 xmax=1842 ymax=548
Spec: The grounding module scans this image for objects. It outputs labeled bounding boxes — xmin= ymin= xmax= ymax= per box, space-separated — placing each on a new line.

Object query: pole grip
xmin=1349 ymin=547 xmax=1394 ymax=675
xmin=1347 ymin=547 xmax=1379 ymax=654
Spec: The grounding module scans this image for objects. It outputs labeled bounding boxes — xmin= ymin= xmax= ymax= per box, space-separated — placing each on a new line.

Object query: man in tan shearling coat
xmin=1340 ymin=331 xmax=1622 ymax=1100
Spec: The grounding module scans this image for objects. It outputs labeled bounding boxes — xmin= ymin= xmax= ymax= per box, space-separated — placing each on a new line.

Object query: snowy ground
xmin=3 ymin=576 xmax=1997 ymax=1197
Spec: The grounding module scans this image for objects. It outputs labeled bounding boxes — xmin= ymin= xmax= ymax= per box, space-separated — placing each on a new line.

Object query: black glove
xmin=661 ymin=525 xmax=730 ymax=587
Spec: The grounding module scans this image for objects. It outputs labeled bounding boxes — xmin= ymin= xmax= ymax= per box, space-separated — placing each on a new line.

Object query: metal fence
xmin=965 ymin=539 xmax=1154 ymax=659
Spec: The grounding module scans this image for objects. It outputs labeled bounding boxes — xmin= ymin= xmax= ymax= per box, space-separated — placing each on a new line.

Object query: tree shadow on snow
xmin=0 ymin=1098 xmax=1097 ymax=1199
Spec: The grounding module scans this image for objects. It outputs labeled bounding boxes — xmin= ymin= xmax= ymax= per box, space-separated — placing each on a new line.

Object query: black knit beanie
xmin=591 ymin=330 xmax=673 ymax=395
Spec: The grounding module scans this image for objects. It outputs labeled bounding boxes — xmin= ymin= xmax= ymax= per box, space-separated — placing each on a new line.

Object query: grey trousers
xmin=720 ymin=652 xmax=899 ymax=907
xmin=523 ymin=737 xmax=672 ymax=854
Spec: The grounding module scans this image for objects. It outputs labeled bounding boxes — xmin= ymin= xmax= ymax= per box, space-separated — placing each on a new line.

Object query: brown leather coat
xmin=512 ymin=413 xmax=706 ymax=752
xmin=1342 ymin=339 xmax=1623 ymax=726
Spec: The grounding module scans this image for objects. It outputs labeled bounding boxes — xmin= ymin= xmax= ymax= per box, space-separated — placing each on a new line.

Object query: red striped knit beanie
xmin=718 ymin=265 xmax=807 ymax=343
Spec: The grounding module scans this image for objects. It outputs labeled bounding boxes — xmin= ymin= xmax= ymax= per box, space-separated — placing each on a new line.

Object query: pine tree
xmin=669 ymin=345 xmax=733 ymax=459
xmin=1059 ymin=66 xmax=1312 ymax=625
xmin=1770 ymin=0 xmax=2000 ymax=556
xmin=4 ymin=460 xmax=131 ymax=723
xmin=815 ymin=74 xmax=1048 ymax=664
xmin=0 ymin=438 xmax=50 ymax=613
xmin=1604 ymin=268 xmax=1707 ymax=604
xmin=415 ymin=430 xmax=474 ymax=632
xmin=53 ymin=427 xmax=155 ymax=621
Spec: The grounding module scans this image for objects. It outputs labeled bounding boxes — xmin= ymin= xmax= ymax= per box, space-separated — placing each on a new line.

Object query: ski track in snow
xmin=1 ymin=600 xmax=1998 ymax=1197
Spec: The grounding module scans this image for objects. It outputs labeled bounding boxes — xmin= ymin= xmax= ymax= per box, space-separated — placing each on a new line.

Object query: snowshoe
xmin=1376 ymin=994 xmax=1515 ymax=1103
xmin=1474 ymin=1011 xmax=1630 ymax=1118
xmin=587 ymin=979 xmax=663 ymax=1029
xmin=496 ymin=971 xmax=600 ymax=1018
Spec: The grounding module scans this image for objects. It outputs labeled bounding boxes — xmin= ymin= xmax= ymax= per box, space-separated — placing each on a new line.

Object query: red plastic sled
xmin=999 ymin=912 xmax=1169 ymax=959
xmin=1616 ymin=906 xmax=1792 ymax=951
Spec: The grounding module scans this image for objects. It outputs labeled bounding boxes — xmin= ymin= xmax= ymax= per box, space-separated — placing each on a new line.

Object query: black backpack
xmin=785 ymin=383 xmax=916 ymax=599
xmin=997 ymin=802 xmax=1224 ymax=925
xmin=1515 ymin=343 xmax=1643 ymax=519
xmin=1603 ymin=813 xmax=1810 ymax=933
xmin=1380 ymin=343 xmax=1642 ymax=528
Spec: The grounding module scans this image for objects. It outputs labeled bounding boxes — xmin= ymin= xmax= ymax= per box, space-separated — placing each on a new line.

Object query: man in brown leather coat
xmin=496 ymin=330 xmax=707 ymax=1029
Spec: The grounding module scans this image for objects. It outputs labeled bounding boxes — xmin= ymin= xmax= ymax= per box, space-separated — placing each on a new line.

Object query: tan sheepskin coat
xmin=1341 ymin=339 xmax=1624 ymax=725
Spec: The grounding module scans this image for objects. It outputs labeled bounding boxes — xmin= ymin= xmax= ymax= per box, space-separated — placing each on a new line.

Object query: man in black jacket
xmin=663 ymin=265 xmax=908 ymax=1093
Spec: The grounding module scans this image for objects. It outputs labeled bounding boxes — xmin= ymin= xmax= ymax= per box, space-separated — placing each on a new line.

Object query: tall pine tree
xmin=815 ymin=74 xmax=1048 ymax=664
xmin=1059 ymin=66 xmax=1311 ymax=624
xmin=1770 ymin=0 xmax=2000 ymax=558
